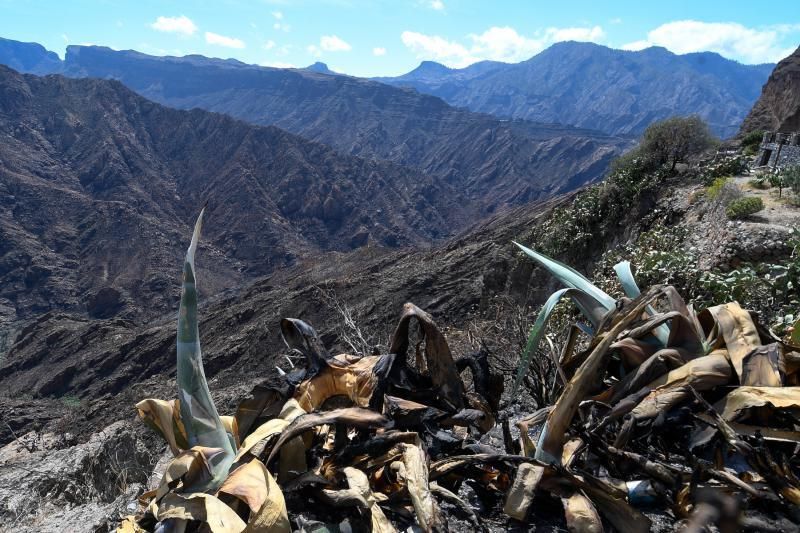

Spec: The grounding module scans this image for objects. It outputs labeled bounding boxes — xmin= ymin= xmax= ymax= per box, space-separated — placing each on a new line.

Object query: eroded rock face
xmin=86 ymin=288 xmax=125 ymax=319
xmin=0 ymin=420 xmax=162 ymax=532
xmin=740 ymin=46 xmax=800 ymax=135
xmin=0 ymin=65 xmax=473 ymax=325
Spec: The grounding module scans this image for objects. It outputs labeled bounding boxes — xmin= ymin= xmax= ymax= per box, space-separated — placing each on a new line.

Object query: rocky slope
xmin=0 ymin=65 xmax=473 ymax=326
xmin=739 ymin=45 xmax=800 ymax=135
xmin=0 ymin=196 xmax=559 ymax=445
xmin=378 ymin=41 xmax=774 ymax=138
xmin=0 ymin=38 xmax=631 ymax=207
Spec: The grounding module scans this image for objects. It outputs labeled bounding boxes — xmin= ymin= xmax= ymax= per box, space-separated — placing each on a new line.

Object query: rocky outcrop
xmin=379 ymin=41 xmax=774 ymax=138
xmin=0 ymin=420 xmax=162 ymax=532
xmin=304 ymin=62 xmax=337 ymax=75
xmin=740 ymin=46 xmax=800 ymax=135
xmin=0 ymin=37 xmax=62 ymax=76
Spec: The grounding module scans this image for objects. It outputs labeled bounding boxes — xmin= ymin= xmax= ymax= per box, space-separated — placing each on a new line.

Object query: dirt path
xmin=731 ymin=175 xmax=800 ymax=229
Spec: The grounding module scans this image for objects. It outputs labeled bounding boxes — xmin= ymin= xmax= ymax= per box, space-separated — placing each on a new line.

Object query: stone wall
xmin=757 ymin=131 xmax=800 ymax=168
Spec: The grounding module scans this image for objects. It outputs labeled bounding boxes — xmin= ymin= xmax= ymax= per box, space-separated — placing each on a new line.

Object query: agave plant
xmin=135 ymin=210 xmax=293 ymax=531
xmin=128 ymin=209 xmax=502 ymax=532
xmin=511 ymin=243 xmax=794 ymax=461
xmin=175 ymin=208 xmax=237 ymax=489
xmin=511 ymin=242 xmax=674 ymax=397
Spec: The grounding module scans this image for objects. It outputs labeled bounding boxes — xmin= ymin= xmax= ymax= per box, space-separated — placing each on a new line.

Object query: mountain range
xmin=0 ymin=65 xmax=477 ymax=325
xmin=377 ymin=41 xmax=774 ymax=138
xmin=0 ymin=38 xmax=630 ymax=208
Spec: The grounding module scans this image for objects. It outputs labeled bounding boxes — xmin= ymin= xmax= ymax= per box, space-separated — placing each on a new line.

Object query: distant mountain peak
xmin=380 ymin=41 xmax=774 ymax=138
xmin=417 ymin=60 xmax=450 ymax=70
xmin=305 ymin=61 xmax=335 ymax=75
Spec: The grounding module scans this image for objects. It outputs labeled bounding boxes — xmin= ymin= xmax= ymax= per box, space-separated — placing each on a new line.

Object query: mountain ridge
xmin=0 ymin=65 xmax=476 ymax=325
xmin=0 ymin=37 xmax=631 ymax=209
xmin=378 ymin=41 xmax=774 ymax=138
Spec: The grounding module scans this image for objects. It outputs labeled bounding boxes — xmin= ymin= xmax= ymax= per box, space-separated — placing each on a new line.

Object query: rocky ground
xmin=0 ymin=421 xmax=162 ymax=532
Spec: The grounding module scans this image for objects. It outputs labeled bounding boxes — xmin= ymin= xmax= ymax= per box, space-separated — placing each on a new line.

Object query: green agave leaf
xmin=513 ymin=242 xmax=614 ymax=327
xmin=511 ymin=287 xmax=602 ymax=398
xmin=176 ymin=208 xmax=236 ymax=489
xmin=613 ymin=261 xmax=669 ymax=346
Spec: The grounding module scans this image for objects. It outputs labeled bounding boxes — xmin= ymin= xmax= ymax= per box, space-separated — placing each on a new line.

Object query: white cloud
xmin=622 ymin=20 xmax=798 ymax=63
xmin=272 ymin=10 xmax=290 ymax=32
xmin=261 ymin=60 xmax=296 ymax=68
xmin=545 ymin=25 xmax=604 ymax=42
xmin=620 ymin=40 xmax=650 ymax=52
xmin=205 ymin=31 xmax=246 ymax=49
xmin=401 ymin=31 xmax=475 ymax=67
xmin=373 ymin=47 xmax=387 ymax=56
xmin=150 ymin=15 xmax=197 ymax=36
xmin=401 ymin=25 xmax=605 ymax=68
xmin=430 ymin=0 xmax=445 ymax=10
xmin=610 ymin=18 xmax=623 ymax=25
xmin=320 ymin=35 xmax=352 ymax=52
xmin=264 ymin=40 xmax=276 ymax=51
xmin=307 ymin=44 xmax=321 ymax=57
xmin=469 ymin=27 xmax=545 ymax=63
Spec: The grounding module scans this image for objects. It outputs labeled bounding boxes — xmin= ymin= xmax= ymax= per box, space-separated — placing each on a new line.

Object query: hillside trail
xmin=731 ymin=174 xmax=800 ymax=229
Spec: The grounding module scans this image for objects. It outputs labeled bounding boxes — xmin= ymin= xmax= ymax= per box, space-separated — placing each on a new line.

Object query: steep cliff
xmin=740 ymin=46 xmax=800 ymax=135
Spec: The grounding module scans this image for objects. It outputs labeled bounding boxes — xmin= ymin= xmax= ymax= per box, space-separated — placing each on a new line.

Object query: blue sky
xmin=1 ymin=0 xmax=798 ymax=76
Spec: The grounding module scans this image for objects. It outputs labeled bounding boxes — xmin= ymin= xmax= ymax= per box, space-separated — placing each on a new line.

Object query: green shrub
xmin=526 ymin=117 xmax=718 ymax=259
xmin=594 ymin=225 xmax=799 ymax=327
xmin=749 ymin=177 xmax=769 ymax=190
xmin=781 ymin=165 xmax=800 ymax=198
xmin=706 ymin=177 xmax=729 ymax=199
xmin=530 ymin=143 xmax=673 ymax=258
xmin=700 ymin=266 xmax=765 ymax=305
xmin=725 ymin=196 xmax=764 ymax=219
xmin=743 ymin=144 xmax=759 ymax=157
xmin=593 ymin=226 xmax=700 ymax=298
xmin=769 ymin=173 xmax=784 ymax=188
xmin=704 ymin=157 xmax=747 ymax=180
xmin=639 ymin=115 xmax=716 ymax=170
xmin=61 ymin=395 xmax=82 ymax=408
xmin=741 ymin=130 xmax=765 ymax=149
